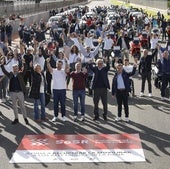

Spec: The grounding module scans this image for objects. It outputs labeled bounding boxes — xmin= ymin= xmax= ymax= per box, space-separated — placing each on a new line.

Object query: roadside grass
xmin=110 ymin=0 xmax=169 ymax=19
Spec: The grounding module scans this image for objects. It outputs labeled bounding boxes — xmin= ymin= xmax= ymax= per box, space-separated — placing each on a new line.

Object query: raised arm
xmin=0 ymin=58 xmax=10 ymax=77
xmin=46 ymin=57 xmax=53 ymax=74
xmin=92 ymin=44 xmax=100 ymax=58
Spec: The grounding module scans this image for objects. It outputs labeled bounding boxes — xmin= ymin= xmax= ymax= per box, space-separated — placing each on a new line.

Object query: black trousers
xmin=161 ymin=75 xmax=170 ymax=97
xmin=46 ymin=71 xmax=52 ymax=94
xmin=116 ymin=90 xmax=129 ymax=118
xmin=93 ymin=88 xmax=108 ymax=117
xmin=141 ymin=72 xmax=152 ymax=93
xmin=24 ymin=70 xmax=31 ymax=87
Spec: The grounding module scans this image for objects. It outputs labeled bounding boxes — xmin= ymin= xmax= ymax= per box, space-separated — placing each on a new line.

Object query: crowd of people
xmin=0 ymin=5 xmax=170 ymax=125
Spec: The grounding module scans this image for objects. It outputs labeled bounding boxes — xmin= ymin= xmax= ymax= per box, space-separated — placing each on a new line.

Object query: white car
xmin=85 ymin=11 xmax=96 ymax=18
xmin=129 ymin=11 xmax=143 ymax=18
xmin=47 ymin=15 xmax=62 ymax=27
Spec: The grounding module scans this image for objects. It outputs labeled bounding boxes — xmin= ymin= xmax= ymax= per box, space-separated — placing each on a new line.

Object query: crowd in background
xmin=0 ymin=4 xmax=170 ymax=124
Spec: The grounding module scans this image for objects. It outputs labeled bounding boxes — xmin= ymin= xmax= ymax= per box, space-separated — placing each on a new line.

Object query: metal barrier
xmin=0 ymin=0 xmax=86 ymax=19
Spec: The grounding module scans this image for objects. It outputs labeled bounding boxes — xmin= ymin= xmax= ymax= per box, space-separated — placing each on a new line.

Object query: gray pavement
xmin=1 ymin=0 xmax=170 ymax=169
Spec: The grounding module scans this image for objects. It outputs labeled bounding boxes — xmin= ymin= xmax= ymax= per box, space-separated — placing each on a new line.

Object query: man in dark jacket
xmin=89 ymin=58 xmax=110 ymax=121
xmin=116 ymin=31 xmax=130 ymax=61
xmin=138 ymin=49 xmax=157 ymax=97
xmin=23 ymin=47 xmax=34 ymax=87
xmin=161 ymin=19 xmax=167 ymax=41
xmin=5 ymin=22 xmax=13 ymax=46
xmin=112 ymin=62 xmax=137 ymax=122
xmin=158 ymin=46 xmax=170 ymax=100
xmin=0 ymin=58 xmax=29 ymax=125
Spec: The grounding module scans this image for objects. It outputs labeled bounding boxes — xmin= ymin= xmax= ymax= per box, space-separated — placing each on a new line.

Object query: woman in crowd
xmin=29 ymin=63 xmax=47 ymax=122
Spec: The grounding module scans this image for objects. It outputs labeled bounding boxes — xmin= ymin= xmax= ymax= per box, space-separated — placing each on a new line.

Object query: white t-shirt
xmin=68 ymin=53 xmax=79 ymax=64
xmin=150 ymin=37 xmax=158 ymax=49
xmin=123 ymin=65 xmax=133 ymax=73
xmin=84 ymin=37 xmax=95 ymax=49
xmin=103 ymin=37 xmax=113 ymax=50
xmin=52 ymin=68 xmax=66 ymax=90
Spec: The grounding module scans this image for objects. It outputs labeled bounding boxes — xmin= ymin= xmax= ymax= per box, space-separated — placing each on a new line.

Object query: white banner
xmin=10 ymin=133 xmax=145 ymax=163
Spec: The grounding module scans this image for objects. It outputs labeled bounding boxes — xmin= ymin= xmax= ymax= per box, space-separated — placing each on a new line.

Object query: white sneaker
xmin=161 ymin=97 xmax=167 ymax=101
xmin=125 ymin=117 xmax=130 ymax=122
xmin=140 ymin=92 xmax=144 ymax=97
xmin=148 ymin=93 xmax=152 ymax=97
xmin=0 ymin=99 xmax=2 ymax=103
xmin=80 ymin=116 xmax=85 ymax=122
xmin=62 ymin=116 xmax=66 ymax=122
xmin=73 ymin=116 xmax=78 ymax=121
xmin=51 ymin=116 xmax=58 ymax=122
xmin=115 ymin=117 xmax=122 ymax=122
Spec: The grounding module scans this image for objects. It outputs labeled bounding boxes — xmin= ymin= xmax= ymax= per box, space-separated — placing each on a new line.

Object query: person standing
xmin=158 ymin=46 xmax=170 ymax=100
xmin=46 ymin=57 xmax=69 ymax=122
xmin=150 ymin=33 xmax=159 ymax=64
xmin=103 ymin=33 xmax=114 ymax=61
xmin=67 ymin=45 xmax=81 ymax=88
xmin=29 ymin=64 xmax=47 ymax=122
xmin=22 ymin=47 xmax=34 ymax=87
xmin=138 ymin=49 xmax=157 ymax=97
xmin=0 ymin=21 xmax=6 ymax=43
xmin=69 ymin=62 xmax=87 ymax=122
xmin=44 ymin=49 xmax=57 ymax=94
xmin=116 ymin=31 xmax=130 ymax=61
xmin=161 ymin=19 xmax=167 ymax=41
xmin=0 ymin=58 xmax=29 ymax=125
xmin=112 ymin=62 xmax=137 ymax=122
xmin=89 ymin=58 xmax=110 ymax=121
xmin=5 ymin=21 xmax=13 ymax=46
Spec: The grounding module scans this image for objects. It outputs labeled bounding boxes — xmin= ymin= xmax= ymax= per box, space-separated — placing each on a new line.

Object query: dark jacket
xmin=89 ymin=62 xmax=110 ymax=89
xmin=138 ymin=49 xmax=157 ymax=74
xmin=161 ymin=57 xmax=170 ymax=75
xmin=29 ymin=70 xmax=46 ymax=99
xmin=112 ymin=66 xmax=136 ymax=95
xmin=5 ymin=24 xmax=13 ymax=35
xmin=33 ymin=28 xmax=48 ymax=42
xmin=1 ymin=64 xmax=26 ymax=94
xmin=116 ymin=36 xmax=130 ymax=50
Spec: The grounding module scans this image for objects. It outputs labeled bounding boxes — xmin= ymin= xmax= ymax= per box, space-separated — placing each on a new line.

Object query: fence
xmin=0 ymin=0 xmax=88 ymax=39
xmin=0 ymin=0 xmax=86 ymax=19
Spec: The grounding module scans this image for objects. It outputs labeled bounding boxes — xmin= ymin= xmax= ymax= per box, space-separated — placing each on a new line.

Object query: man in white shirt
xmin=103 ymin=34 xmax=114 ymax=61
xmin=150 ymin=33 xmax=159 ymax=63
xmin=46 ymin=58 xmax=69 ymax=122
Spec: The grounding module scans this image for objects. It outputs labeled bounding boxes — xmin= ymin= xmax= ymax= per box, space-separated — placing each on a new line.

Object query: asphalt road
xmin=0 ymin=0 xmax=170 ymax=169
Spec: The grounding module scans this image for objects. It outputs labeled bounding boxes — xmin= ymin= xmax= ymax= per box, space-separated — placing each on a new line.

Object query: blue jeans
xmin=53 ymin=89 xmax=66 ymax=117
xmin=73 ymin=90 xmax=85 ymax=116
xmin=34 ymin=93 xmax=46 ymax=120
